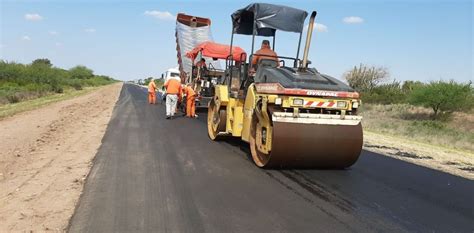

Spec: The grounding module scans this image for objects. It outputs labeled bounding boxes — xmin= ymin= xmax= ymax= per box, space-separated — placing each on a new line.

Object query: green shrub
xmin=32 ymin=58 xmax=53 ymax=67
xmin=24 ymin=83 xmax=50 ymax=93
xmin=0 ymin=59 xmax=116 ymax=105
xmin=66 ymin=79 xmax=83 ymax=90
xmin=72 ymin=82 xmax=83 ymax=90
xmin=84 ymin=76 xmax=115 ymax=86
xmin=51 ymin=84 xmax=64 ymax=93
xmin=361 ymin=81 xmax=407 ymax=104
xmin=69 ymin=65 xmax=94 ymax=79
xmin=408 ymin=80 xmax=473 ymax=119
xmin=6 ymin=93 xmax=20 ymax=103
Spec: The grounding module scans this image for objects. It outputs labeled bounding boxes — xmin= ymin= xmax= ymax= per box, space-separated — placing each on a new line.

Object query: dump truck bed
xmin=175 ymin=13 xmax=219 ymax=83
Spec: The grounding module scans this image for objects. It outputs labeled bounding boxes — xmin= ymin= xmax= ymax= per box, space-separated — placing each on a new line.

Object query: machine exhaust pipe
xmin=301 ymin=11 xmax=317 ymax=70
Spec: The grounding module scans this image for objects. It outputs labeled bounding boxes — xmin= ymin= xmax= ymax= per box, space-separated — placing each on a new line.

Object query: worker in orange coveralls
xmin=163 ymin=78 xmax=182 ymax=119
xmin=251 ymin=40 xmax=278 ymax=66
xmin=183 ymin=84 xmax=198 ymax=118
xmin=194 ymin=58 xmax=207 ymax=84
xmin=196 ymin=58 xmax=207 ymax=69
xmin=147 ymin=79 xmax=157 ymax=104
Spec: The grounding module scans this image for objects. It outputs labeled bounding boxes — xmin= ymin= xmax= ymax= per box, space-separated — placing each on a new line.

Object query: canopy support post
xmin=251 ymin=19 xmax=257 ymax=60
xmin=272 ymin=33 xmax=276 ymax=51
xmin=229 ymin=30 xmax=235 ymax=70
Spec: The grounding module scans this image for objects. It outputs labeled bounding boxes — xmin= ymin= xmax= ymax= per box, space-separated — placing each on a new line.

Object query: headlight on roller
xmin=352 ymin=101 xmax=359 ymax=108
xmin=293 ymin=98 xmax=303 ymax=106
xmin=275 ymin=98 xmax=282 ymax=105
xmin=337 ymin=101 xmax=347 ymax=108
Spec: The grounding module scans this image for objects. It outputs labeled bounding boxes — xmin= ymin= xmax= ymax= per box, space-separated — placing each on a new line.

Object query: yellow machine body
xmin=208 ymin=84 xmax=363 ymax=168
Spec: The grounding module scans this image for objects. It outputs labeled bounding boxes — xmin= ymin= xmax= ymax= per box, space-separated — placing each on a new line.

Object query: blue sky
xmin=1 ymin=0 xmax=472 ymax=82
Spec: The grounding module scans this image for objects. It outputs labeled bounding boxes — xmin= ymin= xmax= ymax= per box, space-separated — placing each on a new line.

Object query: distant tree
xmin=143 ymin=77 xmax=153 ymax=86
xmin=96 ymin=75 xmax=112 ymax=81
xmin=155 ymin=78 xmax=164 ymax=88
xmin=408 ymin=80 xmax=473 ymax=119
xmin=344 ymin=64 xmax=389 ymax=92
xmin=361 ymin=80 xmax=406 ymax=104
xmin=32 ymin=58 xmax=52 ymax=67
xmin=69 ymin=65 xmax=94 ymax=79
xmin=402 ymin=80 xmax=424 ymax=92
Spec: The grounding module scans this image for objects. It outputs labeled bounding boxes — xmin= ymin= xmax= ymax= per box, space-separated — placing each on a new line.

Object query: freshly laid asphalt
xmin=68 ymin=84 xmax=473 ymax=233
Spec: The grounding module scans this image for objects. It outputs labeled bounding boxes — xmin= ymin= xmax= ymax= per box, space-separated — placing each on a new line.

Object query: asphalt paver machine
xmin=186 ymin=41 xmax=246 ymax=108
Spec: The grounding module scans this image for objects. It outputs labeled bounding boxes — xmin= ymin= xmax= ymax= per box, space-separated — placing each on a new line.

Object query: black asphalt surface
xmin=68 ymin=84 xmax=474 ymax=233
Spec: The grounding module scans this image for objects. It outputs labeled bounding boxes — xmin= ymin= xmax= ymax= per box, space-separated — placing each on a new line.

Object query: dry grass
xmin=360 ymin=104 xmax=474 ymax=152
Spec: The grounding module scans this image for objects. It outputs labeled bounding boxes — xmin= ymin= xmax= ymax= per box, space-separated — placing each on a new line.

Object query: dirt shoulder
xmin=364 ymin=130 xmax=474 ymax=180
xmin=0 ymin=83 xmax=123 ymax=232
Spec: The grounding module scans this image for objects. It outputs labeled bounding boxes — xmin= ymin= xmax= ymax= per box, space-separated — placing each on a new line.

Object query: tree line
xmin=344 ymin=64 xmax=473 ymax=119
xmin=0 ymin=58 xmax=117 ymax=104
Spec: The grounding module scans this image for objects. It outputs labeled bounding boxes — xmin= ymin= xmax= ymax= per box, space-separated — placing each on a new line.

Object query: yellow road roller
xmin=208 ymin=3 xmax=363 ymax=168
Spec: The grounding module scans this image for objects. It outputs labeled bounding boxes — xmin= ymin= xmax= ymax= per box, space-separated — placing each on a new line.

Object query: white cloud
xmin=305 ymin=23 xmax=328 ymax=32
xmin=49 ymin=30 xmax=59 ymax=36
xmin=25 ymin=13 xmax=43 ymax=21
xmin=21 ymin=35 xmax=31 ymax=41
xmin=84 ymin=28 xmax=96 ymax=33
xmin=0 ymin=44 xmax=4 ymax=49
xmin=144 ymin=10 xmax=175 ymax=21
xmin=55 ymin=42 xmax=63 ymax=47
xmin=343 ymin=16 xmax=364 ymax=24
xmin=315 ymin=23 xmax=328 ymax=32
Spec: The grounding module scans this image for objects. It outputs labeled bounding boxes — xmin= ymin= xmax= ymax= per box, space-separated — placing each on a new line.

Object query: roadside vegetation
xmin=0 ymin=86 xmax=103 ymax=119
xmin=344 ymin=64 xmax=474 ymax=152
xmin=137 ymin=77 xmax=164 ymax=88
xmin=360 ymin=104 xmax=474 ymax=152
xmin=0 ymin=58 xmax=117 ymax=105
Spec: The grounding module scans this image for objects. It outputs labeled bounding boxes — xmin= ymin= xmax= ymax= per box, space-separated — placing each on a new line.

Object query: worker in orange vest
xmin=251 ymin=40 xmax=278 ymax=68
xmin=183 ymin=84 xmax=197 ymax=118
xmin=163 ymin=78 xmax=182 ymax=119
xmin=148 ymin=79 xmax=157 ymax=104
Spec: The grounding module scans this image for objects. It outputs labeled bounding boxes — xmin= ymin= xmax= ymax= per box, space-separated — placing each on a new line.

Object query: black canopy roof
xmin=231 ymin=3 xmax=308 ymax=37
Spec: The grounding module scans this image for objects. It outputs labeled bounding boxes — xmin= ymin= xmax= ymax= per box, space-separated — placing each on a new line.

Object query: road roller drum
xmin=250 ymin=118 xmax=363 ymax=168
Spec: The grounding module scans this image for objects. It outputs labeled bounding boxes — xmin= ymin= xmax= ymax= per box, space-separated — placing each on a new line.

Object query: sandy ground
xmin=0 ymin=83 xmax=122 ymax=232
xmin=364 ymin=131 xmax=474 ymax=180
